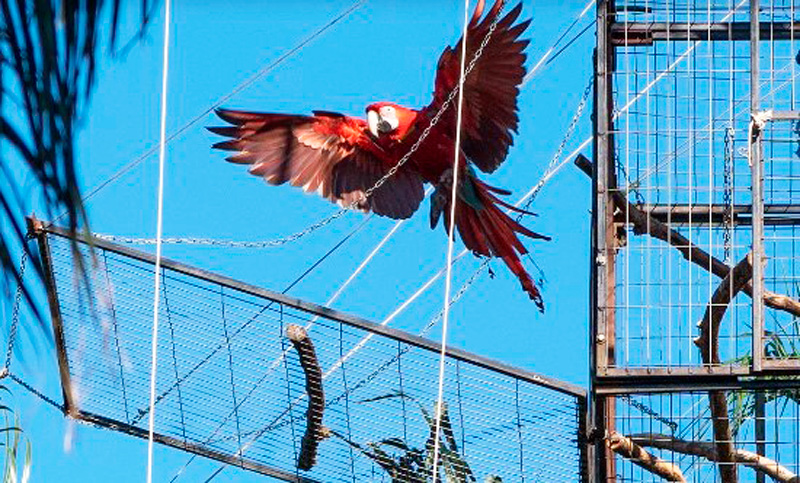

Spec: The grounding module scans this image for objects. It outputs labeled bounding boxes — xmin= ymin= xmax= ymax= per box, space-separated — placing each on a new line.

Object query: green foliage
xmin=331 ymin=391 xmax=502 ymax=483
xmin=728 ymin=327 xmax=800 ymax=436
xmin=0 ymin=385 xmax=29 ymax=483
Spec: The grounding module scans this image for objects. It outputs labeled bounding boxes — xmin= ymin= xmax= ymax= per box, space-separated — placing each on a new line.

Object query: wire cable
xmin=431 ymin=0 xmax=471 ymax=479
xmin=146 ymin=0 xmax=171 ymax=480
xmin=53 ymin=0 xmax=368 ymax=225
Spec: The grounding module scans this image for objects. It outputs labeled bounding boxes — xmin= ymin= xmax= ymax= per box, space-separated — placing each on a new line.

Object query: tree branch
xmin=574 ymin=155 xmax=800 ymax=318
xmin=694 ymin=253 xmax=753 ymax=482
xmin=287 ymin=324 xmax=326 ymax=471
xmin=607 ymin=432 xmax=686 ymax=482
xmin=631 ymin=433 xmax=800 ymax=483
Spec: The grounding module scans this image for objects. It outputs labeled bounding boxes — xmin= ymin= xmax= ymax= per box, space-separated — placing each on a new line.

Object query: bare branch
xmin=693 ymin=252 xmax=753 ymax=482
xmin=574 ymin=156 xmax=800 ymax=318
xmin=607 ymin=432 xmax=686 ymax=482
xmin=631 ymin=433 xmax=800 ymax=483
xmin=287 ymin=324 xmax=326 ymax=471
xmin=694 ymin=253 xmax=753 ymax=364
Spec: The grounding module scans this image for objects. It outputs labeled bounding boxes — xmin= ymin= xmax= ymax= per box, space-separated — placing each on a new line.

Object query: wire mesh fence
xmin=36 ymin=225 xmax=587 ymax=482
xmin=600 ymin=0 xmax=800 ymax=371
xmin=612 ymin=389 xmax=800 ymax=482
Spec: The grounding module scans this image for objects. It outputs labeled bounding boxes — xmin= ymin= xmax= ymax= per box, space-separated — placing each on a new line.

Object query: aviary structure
xmin=591 ymin=0 xmax=800 ymax=482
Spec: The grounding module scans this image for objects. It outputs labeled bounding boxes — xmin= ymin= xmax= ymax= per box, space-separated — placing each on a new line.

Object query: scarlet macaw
xmin=209 ymin=0 xmax=550 ymax=311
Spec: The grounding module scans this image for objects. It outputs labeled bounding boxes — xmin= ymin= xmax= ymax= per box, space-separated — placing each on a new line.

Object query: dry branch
xmin=631 ymin=433 xmax=800 ymax=483
xmin=574 ymin=155 xmax=800 ymax=318
xmin=286 ymin=324 xmax=326 ymax=471
xmin=694 ymin=253 xmax=753 ymax=365
xmin=694 ymin=253 xmax=752 ymax=482
xmin=607 ymin=432 xmax=686 ymax=482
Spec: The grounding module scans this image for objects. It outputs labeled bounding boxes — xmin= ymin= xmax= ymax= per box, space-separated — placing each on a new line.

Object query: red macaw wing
xmin=209 ymin=109 xmax=425 ymax=220
xmin=426 ymin=0 xmax=529 ymax=174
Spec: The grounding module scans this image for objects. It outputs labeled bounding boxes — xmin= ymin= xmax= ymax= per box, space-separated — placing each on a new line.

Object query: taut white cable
xmin=431 ymin=0 xmax=470 ymax=480
xmin=146 ymin=0 xmax=172 ymax=481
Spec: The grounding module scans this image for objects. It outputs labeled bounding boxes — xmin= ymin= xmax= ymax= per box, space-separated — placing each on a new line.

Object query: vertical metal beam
xmin=755 ymin=392 xmax=766 ymax=483
xmin=592 ymin=1 xmax=617 ymax=481
xmin=26 ymin=216 xmax=77 ymax=416
xmin=750 ymin=0 xmax=765 ymax=372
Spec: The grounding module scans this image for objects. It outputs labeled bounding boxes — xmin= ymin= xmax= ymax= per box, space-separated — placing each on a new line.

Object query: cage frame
xmin=27 ymin=216 xmax=590 ymax=482
xmin=591 ymin=1 xmax=800 ymax=481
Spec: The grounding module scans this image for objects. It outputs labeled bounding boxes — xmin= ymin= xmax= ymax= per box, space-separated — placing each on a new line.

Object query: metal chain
xmin=4 ymin=251 xmax=28 ymax=371
xmin=620 ymin=395 xmax=678 ymax=432
xmin=723 ymin=127 xmax=735 ymax=264
xmin=8 ymin=372 xmax=65 ymax=412
xmin=94 ymin=11 xmax=504 ymax=249
xmin=516 ymin=76 xmax=593 ymax=219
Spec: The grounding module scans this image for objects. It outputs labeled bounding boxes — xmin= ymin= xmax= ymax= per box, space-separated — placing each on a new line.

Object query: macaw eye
xmin=381 ymin=106 xmax=396 ymax=116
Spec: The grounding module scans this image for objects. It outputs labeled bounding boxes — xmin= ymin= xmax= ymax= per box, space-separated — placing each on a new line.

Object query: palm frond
xmin=0 ymin=0 xmax=154 ymax=338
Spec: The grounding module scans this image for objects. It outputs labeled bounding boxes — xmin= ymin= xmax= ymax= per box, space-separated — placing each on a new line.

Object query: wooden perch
xmin=286 ymin=324 xmax=327 ymax=471
xmin=694 ymin=253 xmax=752 ymax=482
xmin=631 ymin=433 xmax=800 ymax=483
xmin=574 ymin=155 xmax=800 ymax=319
xmin=607 ymin=431 xmax=686 ymax=482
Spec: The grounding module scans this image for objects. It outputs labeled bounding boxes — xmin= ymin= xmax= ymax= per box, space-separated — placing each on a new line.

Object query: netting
xmin=37 ymin=227 xmax=586 ymax=482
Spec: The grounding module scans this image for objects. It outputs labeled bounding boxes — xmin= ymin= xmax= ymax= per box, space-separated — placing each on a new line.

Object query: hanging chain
xmin=4 ymin=251 xmax=28 ymax=372
xmin=620 ymin=395 xmax=678 ymax=433
xmin=95 ymin=14 xmax=504 ymax=249
xmin=517 ymin=76 xmax=593 ymax=219
xmin=723 ymin=127 xmax=734 ymax=264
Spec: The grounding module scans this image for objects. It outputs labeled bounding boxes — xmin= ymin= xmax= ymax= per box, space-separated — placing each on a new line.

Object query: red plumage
xmin=209 ymin=0 xmax=549 ymax=311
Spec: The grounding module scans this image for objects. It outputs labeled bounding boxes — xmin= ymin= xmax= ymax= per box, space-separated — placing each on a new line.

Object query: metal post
xmin=592 ymin=0 xmax=617 ymax=480
xmin=755 ymin=392 xmax=766 ymax=483
xmin=750 ymin=0 xmax=765 ymax=372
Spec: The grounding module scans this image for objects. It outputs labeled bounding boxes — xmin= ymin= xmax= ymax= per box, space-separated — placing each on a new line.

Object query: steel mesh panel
xmin=606 ymin=0 xmax=800 ymax=370
xmin=612 ymin=389 xmax=800 ymax=482
xmin=43 ymin=232 xmax=585 ymax=482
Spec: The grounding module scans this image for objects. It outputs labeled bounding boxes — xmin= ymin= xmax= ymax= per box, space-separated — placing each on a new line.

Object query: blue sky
xmin=6 ymin=1 xmax=596 ymax=481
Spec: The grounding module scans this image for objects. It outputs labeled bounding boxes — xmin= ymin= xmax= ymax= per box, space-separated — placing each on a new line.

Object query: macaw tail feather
xmin=441 ymin=176 xmax=549 ymax=312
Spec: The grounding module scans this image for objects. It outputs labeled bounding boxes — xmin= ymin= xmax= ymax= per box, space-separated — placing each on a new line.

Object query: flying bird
xmin=209 ymin=0 xmax=550 ymax=311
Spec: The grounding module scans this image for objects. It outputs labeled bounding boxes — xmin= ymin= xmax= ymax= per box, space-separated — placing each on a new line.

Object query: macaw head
xmin=366 ymin=102 xmax=417 ymax=140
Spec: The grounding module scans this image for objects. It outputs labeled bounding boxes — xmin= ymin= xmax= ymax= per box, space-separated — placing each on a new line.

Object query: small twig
xmin=607 ymin=432 xmax=686 ymax=482
xmin=631 ymin=433 xmax=800 ymax=483
xmin=286 ymin=324 xmax=327 ymax=471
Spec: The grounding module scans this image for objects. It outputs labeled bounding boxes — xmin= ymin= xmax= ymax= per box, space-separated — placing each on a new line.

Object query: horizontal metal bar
xmin=29 ymin=217 xmax=587 ymax=399
xmin=610 ymin=21 xmax=800 ymax=45
xmin=596 ymin=376 xmax=800 ymax=394
xmin=596 ymin=366 xmax=800 ymax=393
xmin=600 ymin=365 xmax=753 ymax=378
xmin=767 ymin=110 xmax=800 ymax=121
xmin=627 ymin=203 xmax=800 ymax=226
xmin=761 ymin=358 xmax=800 ymax=370
xmin=75 ymin=410 xmax=318 ymax=483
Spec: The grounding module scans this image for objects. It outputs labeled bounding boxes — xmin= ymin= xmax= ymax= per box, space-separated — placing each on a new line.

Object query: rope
xmin=431 ymin=1 xmax=471 ymax=479
xmin=53 ymin=0 xmax=368 ymax=225
xmin=4 ymin=251 xmax=27 ymax=371
xmin=146 ymin=0 xmax=171 ymax=479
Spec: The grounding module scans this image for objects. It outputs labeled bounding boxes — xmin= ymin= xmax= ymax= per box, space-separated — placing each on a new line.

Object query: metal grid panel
xmin=610 ymin=0 xmax=755 ymax=369
xmin=41 ymin=229 xmax=585 ymax=482
xmin=605 ymin=0 xmax=800 ymax=371
xmin=612 ymin=389 xmax=800 ymax=482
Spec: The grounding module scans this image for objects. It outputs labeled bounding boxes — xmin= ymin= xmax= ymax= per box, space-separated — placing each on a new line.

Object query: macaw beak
xmin=367 ymin=109 xmax=397 ymax=137
xmin=367 ymin=110 xmax=381 ymax=137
